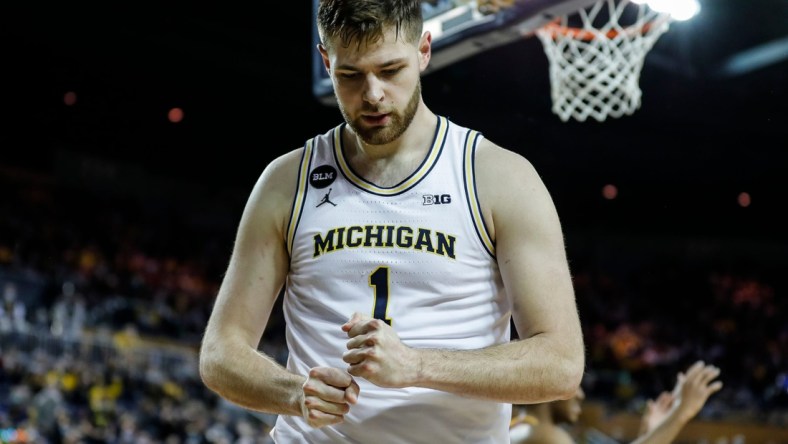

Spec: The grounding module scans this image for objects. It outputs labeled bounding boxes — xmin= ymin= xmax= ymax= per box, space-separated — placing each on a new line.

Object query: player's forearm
xmin=412 ymin=334 xmax=583 ymax=403
xmin=630 ymin=409 xmax=690 ymax=444
xmin=199 ymin=339 xmax=304 ymax=416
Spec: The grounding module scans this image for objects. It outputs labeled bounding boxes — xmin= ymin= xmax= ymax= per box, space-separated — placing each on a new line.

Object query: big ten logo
xmin=423 ymin=194 xmax=451 ymax=205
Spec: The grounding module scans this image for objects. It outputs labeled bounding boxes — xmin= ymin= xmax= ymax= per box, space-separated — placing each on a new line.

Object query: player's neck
xmin=343 ymin=107 xmax=437 ymax=187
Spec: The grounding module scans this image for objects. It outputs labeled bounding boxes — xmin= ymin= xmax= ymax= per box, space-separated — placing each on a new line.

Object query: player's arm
xmin=198 ymin=149 xmax=302 ymax=415
xmin=630 ymin=361 xmax=722 ymax=444
xmin=422 ymin=141 xmax=584 ymax=402
xmin=343 ymin=140 xmax=584 ymax=403
xmin=201 ymin=148 xmax=360 ymax=419
xmin=199 ymin=149 xmax=360 ymax=426
xmin=483 ymin=141 xmax=585 ymax=402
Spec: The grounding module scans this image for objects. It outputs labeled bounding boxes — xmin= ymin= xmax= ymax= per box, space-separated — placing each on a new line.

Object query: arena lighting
xmin=602 ymin=184 xmax=618 ymax=200
xmin=168 ymin=107 xmax=184 ymax=123
xmin=63 ymin=91 xmax=77 ymax=106
xmin=738 ymin=192 xmax=752 ymax=208
xmin=630 ymin=0 xmax=701 ymax=21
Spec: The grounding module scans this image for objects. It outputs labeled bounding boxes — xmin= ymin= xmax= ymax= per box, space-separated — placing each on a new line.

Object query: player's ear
xmin=418 ymin=31 xmax=432 ymax=72
xmin=318 ymin=43 xmax=331 ymax=74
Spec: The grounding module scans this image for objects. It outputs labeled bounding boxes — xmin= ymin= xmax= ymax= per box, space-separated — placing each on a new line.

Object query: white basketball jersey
xmin=272 ymin=116 xmax=512 ymax=443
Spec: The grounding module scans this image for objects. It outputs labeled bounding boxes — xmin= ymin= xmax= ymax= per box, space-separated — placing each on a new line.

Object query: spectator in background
xmin=29 ymin=376 xmax=64 ymax=443
xmin=1 ymin=282 xmax=28 ymax=334
xmin=50 ymin=281 xmax=86 ymax=343
xmin=510 ymin=360 xmax=723 ymax=444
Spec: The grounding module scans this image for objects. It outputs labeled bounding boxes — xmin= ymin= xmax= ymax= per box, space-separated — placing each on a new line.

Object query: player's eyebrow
xmin=335 ymin=58 xmax=408 ymax=71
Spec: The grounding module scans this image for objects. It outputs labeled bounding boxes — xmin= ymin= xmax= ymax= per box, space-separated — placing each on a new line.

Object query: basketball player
xmin=510 ymin=360 xmax=723 ymax=444
xmin=198 ymin=1 xmax=585 ymax=442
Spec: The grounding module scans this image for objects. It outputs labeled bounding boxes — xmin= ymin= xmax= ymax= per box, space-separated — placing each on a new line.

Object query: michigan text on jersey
xmin=313 ymin=225 xmax=456 ymax=259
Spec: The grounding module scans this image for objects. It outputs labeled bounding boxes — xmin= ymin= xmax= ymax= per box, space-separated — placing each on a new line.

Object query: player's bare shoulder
xmin=244 ymin=147 xmax=306 ymax=235
xmin=473 ymin=139 xmax=546 ymax=239
xmin=258 ymin=148 xmax=304 ymax=195
xmin=474 ymin=138 xmax=541 ymax=190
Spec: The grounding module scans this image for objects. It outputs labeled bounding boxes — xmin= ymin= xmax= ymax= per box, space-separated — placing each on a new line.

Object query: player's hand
xmin=640 ymin=391 xmax=675 ymax=435
xmin=672 ymin=360 xmax=723 ymax=423
xmin=341 ymin=312 xmax=420 ymax=388
xmin=300 ymin=366 xmax=360 ymax=428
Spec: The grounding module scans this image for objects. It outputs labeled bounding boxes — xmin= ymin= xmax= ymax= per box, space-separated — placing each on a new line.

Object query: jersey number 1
xmin=369 ymin=266 xmax=392 ymax=325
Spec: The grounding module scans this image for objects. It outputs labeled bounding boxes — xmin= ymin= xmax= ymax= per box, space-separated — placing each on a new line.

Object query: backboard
xmin=311 ymin=0 xmax=601 ymax=106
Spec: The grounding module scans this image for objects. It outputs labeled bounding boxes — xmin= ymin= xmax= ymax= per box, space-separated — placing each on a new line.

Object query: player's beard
xmin=340 ymin=81 xmax=421 ymax=146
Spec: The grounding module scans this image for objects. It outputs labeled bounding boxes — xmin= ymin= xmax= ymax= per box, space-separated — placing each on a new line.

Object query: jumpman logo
xmin=317 ymin=187 xmax=337 ymax=207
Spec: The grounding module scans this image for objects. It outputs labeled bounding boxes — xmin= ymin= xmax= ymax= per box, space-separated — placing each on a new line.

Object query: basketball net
xmin=535 ymin=0 xmax=672 ymax=122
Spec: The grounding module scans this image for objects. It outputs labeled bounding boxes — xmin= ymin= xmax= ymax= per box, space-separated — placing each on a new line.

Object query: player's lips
xmin=361 ymin=113 xmax=390 ymax=125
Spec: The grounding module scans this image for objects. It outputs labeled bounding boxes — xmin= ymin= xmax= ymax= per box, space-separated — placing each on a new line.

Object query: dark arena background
xmin=2 ymin=1 xmax=787 ymax=442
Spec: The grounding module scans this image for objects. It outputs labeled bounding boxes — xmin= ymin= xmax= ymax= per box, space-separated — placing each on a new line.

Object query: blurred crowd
xmin=574 ymin=259 xmax=787 ymax=426
xmin=0 ymin=168 xmax=785 ymax=443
